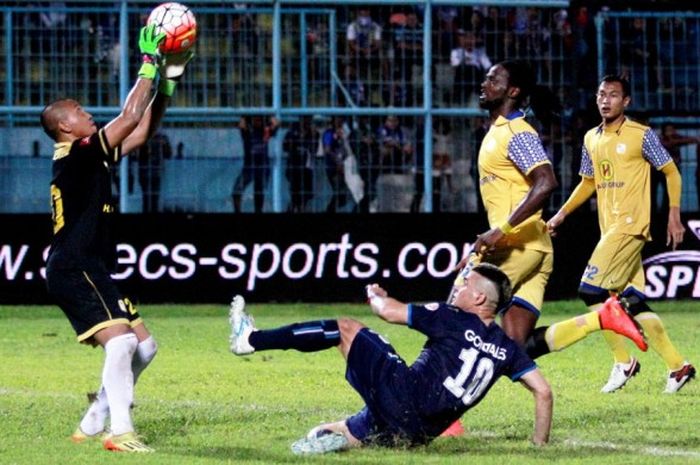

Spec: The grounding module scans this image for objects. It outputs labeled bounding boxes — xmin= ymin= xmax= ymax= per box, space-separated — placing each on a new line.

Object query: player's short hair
xmin=499 ymin=60 xmax=535 ymax=104
xmin=40 ymin=98 xmax=72 ymax=141
xmin=600 ymin=74 xmax=631 ymax=97
xmin=471 ymin=263 xmax=512 ymax=310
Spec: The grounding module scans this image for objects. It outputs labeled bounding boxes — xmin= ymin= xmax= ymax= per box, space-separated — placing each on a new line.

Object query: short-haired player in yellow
xmin=546 ymin=75 xmax=695 ymax=393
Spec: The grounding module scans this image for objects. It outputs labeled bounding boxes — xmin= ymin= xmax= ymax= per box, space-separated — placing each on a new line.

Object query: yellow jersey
xmin=581 ymin=118 xmax=673 ymax=239
xmin=478 ymin=113 xmax=553 ymax=252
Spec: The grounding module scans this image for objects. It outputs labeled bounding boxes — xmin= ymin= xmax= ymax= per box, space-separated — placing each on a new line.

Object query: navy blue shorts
xmin=46 ymin=261 xmax=141 ymax=343
xmin=344 ymin=328 xmax=427 ymax=446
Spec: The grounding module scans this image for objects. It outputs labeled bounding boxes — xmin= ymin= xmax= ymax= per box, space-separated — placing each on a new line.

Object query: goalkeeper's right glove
xmin=138 ymin=24 xmax=166 ymax=80
xmin=157 ymin=49 xmax=195 ymax=96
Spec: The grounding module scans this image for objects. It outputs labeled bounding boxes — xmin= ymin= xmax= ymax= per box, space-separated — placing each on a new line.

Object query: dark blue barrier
xmin=0 ymin=212 xmax=698 ymax=304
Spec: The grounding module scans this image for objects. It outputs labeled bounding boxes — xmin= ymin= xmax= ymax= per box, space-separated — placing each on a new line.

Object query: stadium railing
xmin=1 ymin=1 xmax=697 ymax=213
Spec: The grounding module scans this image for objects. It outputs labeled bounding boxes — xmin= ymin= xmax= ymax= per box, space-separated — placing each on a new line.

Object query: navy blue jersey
xmin=406 ymin=302 xmax=535 ymax=434
xmin=48 ymin=128 xmax=121 ymax=269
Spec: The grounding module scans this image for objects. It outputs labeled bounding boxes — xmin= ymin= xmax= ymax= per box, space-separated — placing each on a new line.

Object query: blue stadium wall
xmin=1 ymin=212 xmax=698 ymax=305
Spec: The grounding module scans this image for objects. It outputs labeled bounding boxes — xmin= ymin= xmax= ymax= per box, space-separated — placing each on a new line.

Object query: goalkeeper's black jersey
xmin=47 ymin=128 xmax=122 ymax=270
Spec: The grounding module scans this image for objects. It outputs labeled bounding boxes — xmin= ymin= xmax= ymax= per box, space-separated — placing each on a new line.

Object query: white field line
xmin=562 ymin=438 xmax=700 ymax=459
xmin=467 ymin=430 xmax=700 ymax=459
xmin=3 ymin=387 xmax=700 ymax=459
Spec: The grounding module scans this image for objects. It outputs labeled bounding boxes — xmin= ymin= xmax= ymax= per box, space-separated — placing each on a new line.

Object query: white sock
xmin=133 ymin=336 xmax=158 ymax=382
xmin=103 ymin=332 xmax=138 ymax=436
xmin=79 ymin=336 xmax=158 ymax=435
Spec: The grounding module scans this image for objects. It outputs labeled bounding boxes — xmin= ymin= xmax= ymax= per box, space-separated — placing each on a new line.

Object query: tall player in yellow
xmin=453 ymin=62 xmax=644 ymax=352
xmin=546 ymin=75 xmax=695 ymax=393
xmin=467 ymin=60 xmax=558 ymax=346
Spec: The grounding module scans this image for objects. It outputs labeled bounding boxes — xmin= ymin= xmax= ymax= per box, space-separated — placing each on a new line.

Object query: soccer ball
xmin=147 ymin=2 xmax=197 ymax=54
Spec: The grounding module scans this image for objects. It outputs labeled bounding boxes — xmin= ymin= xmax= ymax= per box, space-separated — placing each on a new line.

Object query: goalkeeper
xmin=40 ymin=25 xmax=192 ymax=453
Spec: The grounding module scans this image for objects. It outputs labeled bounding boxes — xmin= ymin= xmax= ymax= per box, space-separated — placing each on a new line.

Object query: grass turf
xmin=0 ymin=300 xmax=698 ymax=465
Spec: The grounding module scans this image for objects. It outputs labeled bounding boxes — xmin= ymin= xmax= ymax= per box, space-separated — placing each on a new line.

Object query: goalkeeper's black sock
xmin=249 ymin=320 xmax=340 ymax=352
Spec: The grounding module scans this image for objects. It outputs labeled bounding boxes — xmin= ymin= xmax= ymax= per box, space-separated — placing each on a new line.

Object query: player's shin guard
xmin=78 ymin=336 xmax=157 ymax=435
xmin=543 ymin=311 xmax=601 ymax=352
xmin=635 ymin=312 xmax=684 ymax=371
xmin=132 ymin=336 xmax=158 ymax=383
xmin=601 ymin=331 xmax=632 ymax=364
xmin=525 ymin=327 xmax=551 ymax=359
xmin=249 ymin=320 xmax=340 ymax=352
xmin=103 ymin=333 xmax=137 ymax=436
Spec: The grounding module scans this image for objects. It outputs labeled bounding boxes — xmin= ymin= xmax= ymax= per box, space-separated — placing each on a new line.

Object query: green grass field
xmin=1 ymin=301 xmax=698 ymax=465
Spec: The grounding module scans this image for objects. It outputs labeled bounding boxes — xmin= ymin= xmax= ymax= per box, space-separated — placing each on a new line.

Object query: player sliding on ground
xmin=228 ymin=264 xmax=555 ymax=454
xmin=41 ymin=25 xmax=192 ymax=453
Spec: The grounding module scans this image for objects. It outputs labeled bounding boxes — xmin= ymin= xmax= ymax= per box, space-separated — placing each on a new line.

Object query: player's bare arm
xmin=366 ymin=284 xmax=408 ymax=324
xmin=519 ymin=368 xmax=553 ymax=446
xmin=473 ymin=164 xmax=557 ymax=254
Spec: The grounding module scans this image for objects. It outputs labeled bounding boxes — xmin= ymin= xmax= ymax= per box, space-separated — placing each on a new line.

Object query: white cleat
xmin=664 ymin=362 xmax=695 ymax=394
xmin=601 ymin=357 xmax=640 ymax=393
xmin=291 ymin=427 xmax=350 ymax=455
xmin=228 ymin=295 xmax=256 ymax=355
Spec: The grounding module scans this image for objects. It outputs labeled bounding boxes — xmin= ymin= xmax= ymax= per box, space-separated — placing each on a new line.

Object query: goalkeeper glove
xmin=157 ymin=49 xmax=195 ymax=96
xmin=138 ymin=24 xmax=166 ymax=80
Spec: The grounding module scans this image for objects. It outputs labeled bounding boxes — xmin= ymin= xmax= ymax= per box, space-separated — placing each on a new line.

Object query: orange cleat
xmin=440 ymin=420 xmax=465 ymax=437
xmin=598 ymin=297 xmax=647 ymax=351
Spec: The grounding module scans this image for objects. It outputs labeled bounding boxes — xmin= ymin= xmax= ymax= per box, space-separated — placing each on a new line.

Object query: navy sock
xmin=249 ymin=320 xmax=340 ymax=352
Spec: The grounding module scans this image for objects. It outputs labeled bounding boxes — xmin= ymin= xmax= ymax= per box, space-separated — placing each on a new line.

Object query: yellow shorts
xmin=581 ymin=231 xmax=645 ymax=293
xmin=484 ymin=247 xmax=553 ymax=316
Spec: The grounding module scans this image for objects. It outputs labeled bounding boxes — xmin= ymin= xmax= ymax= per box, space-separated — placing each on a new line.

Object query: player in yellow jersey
xmin=465 ymin=60 xmax=558 ymax=346
xmin=545 ymin=75 xmax=694 ymax=393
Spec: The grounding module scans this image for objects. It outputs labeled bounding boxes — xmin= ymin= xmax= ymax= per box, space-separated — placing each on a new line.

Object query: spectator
xmin=411 ymin=118 xmax=454 ymax=213
xmin=232 ymin=115 xmax=279 ymax=213
xmin=353 ymin=115 xmax=380 ymax=213
xmin=621 ymin=17 xmax=659 ymax=110
xmin=346 ymin=8 xmax=382 ymax=100
xmin=322 ymin=116 xmax=355 ymax=213
xmin=283 ymin=116 xmax=317 ymax=213
xmin=654 ymin=123 xmax=700 ymax=213
xmin=484 ymin=6 xmax=506 ymax=62
xmin=377 ymin=115 xmax=412 ymax=174
xmin=391 ymin=9 xmax=423 ymax=106
xmin=133 ymin=130 xmax=171 ymax=213
xmin=451 ymin=29 xmax=492 ymax=106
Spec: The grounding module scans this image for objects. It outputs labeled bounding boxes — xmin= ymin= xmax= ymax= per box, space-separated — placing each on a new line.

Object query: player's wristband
xmin=158 ymin=78 xmax=177 ymax=97
xmin=498 ymin=221 xmax=513 ymax=234
xmin=138 ymin=62 xmax=157 ymax=80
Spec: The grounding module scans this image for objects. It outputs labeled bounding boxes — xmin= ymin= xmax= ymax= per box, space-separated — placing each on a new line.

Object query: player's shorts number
xmin=443 ymin=348 xmax=495 ymax=406
xmin=583 ymin=264 xmax=599 ymax=281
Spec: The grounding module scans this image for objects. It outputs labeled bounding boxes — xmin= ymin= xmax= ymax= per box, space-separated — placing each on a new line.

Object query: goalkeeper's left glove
xmin=138 ymin=24 xmax=166 ymax=80
xmin=157 ymin=49 xmax=195 ymax=96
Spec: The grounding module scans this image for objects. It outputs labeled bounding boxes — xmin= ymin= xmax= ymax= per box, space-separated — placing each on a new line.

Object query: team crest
xmin=599 ymin=160 xmax=613 ymax=180
xmin=425 ymin=303 xmax=440 ymax=311
xmin=616 ymin=143 xmax=626 ymax=154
